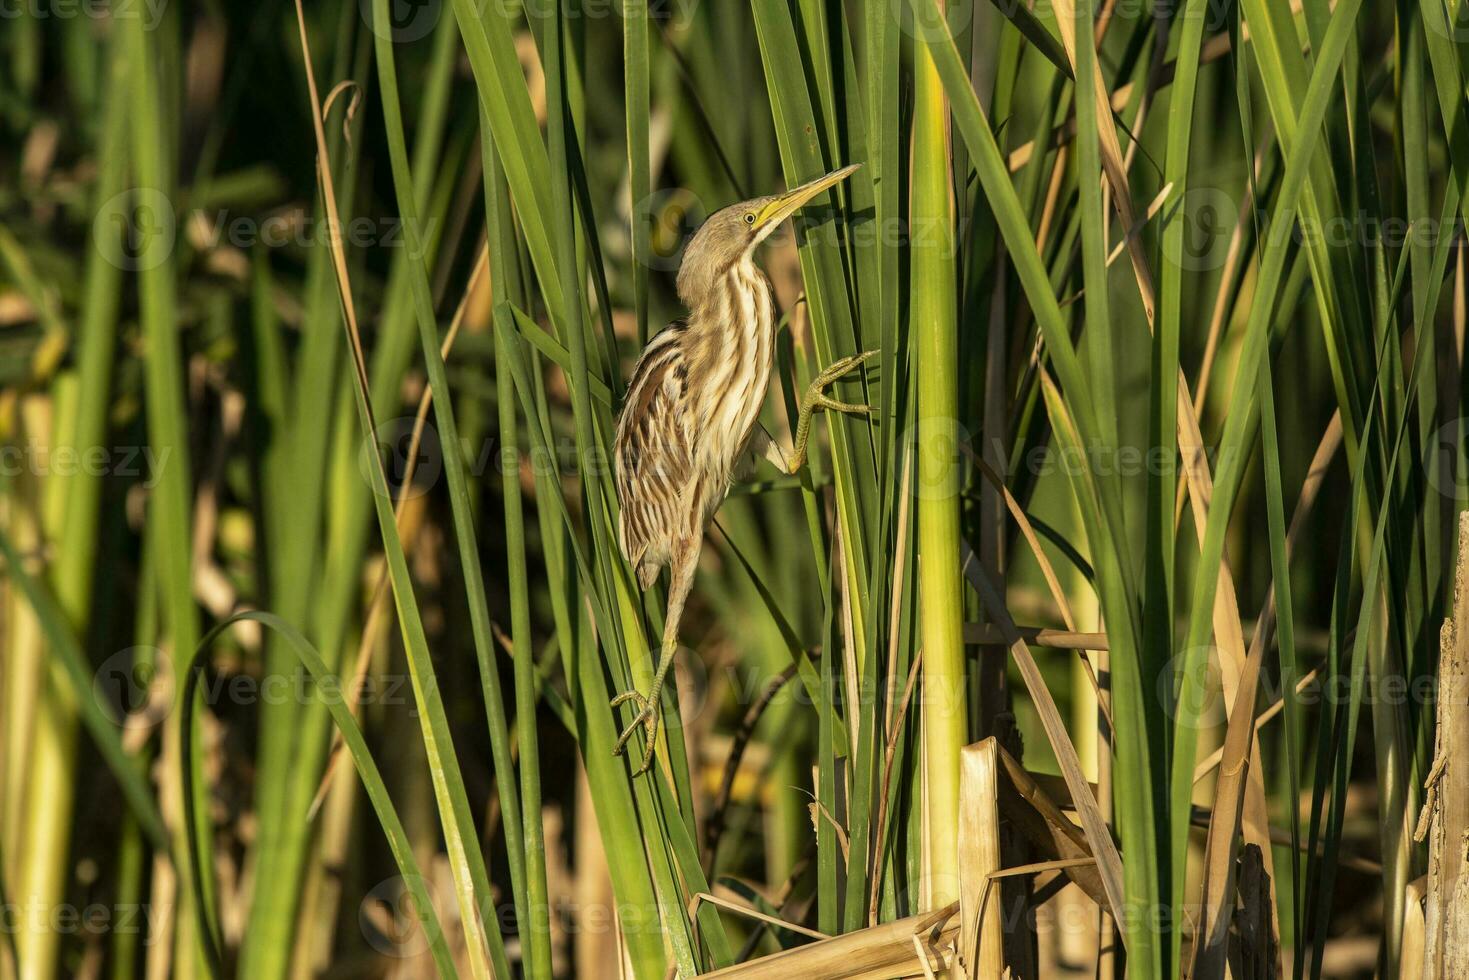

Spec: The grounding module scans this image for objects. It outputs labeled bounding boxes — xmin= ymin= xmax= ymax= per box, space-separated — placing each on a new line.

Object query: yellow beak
xmin=753 ymin=163 xmax=860 ymax=231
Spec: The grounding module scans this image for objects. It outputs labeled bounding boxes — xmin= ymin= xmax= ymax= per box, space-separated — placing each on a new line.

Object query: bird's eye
xmin=744 ymin=213 xmax=756 ymax=225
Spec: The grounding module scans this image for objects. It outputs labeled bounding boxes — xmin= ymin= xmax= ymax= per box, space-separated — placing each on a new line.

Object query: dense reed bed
xmin=0 ymin=0 xmax=1464 ymax=976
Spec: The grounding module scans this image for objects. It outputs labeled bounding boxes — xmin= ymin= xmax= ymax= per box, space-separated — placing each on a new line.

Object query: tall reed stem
xmin=911 ymin=0 xmax=967 ymax=910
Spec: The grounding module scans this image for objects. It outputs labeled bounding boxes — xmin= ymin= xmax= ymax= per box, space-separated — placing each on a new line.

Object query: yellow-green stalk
xmin=126 ymin=4 xmax=207 ymax=972
xmin=911 ymin=0 xmax=967 ymax=910
xmin=15 ymin=35 xmax=127 ymax=979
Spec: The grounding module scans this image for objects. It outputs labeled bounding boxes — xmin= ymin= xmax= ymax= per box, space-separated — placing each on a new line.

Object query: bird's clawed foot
xmin=806 ymin=349 xmax=878 ymax=414
xmin=610 ymin=689 xmax=661 ymax=775
xmin=787 ymin=350 xmax=878 ymax=474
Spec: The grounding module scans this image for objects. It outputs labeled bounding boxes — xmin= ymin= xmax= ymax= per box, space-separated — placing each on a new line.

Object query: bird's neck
xmin=693 ymin=256 xmax=770 ymax=338
xmin=684 ymin=255 xmax=775 ymax=420
xmin=682 ymin=256 xmax=775 ymax=457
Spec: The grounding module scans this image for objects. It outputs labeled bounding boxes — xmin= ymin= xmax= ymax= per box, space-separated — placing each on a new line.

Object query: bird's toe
xmin=612 ymin=694 xmax=660 ymax=771
xmin=635 ymin=726 xmax=659 ymax=775
xmin=610 ymin=690 xmax=645 ymax=710
xmin=611 ymin=692 xmax=648 ymax=756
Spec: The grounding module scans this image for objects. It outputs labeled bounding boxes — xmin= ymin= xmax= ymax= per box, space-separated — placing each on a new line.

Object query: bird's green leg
xmin=785 ymin=350 xmax=878 ymax=475
xmin=610 ymin=638 xmax=676 ymax=775
xmin=612 ymin=547 xmax=696 ymax=776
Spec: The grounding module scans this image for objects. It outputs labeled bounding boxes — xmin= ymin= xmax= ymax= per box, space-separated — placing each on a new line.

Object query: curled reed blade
xmin=245 ymin=12 xmax=386 ymax=970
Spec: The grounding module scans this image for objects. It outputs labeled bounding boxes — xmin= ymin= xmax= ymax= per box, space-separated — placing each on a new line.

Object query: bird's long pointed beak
xmin=754 ymin=163 xmax=860 ymax=230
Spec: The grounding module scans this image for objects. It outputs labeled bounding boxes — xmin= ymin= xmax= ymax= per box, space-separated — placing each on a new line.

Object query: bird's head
xmin=676 ymin=163 xmax=860 ymax=310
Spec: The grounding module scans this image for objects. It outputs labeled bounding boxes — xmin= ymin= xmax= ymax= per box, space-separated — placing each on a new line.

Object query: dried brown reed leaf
xmin=694 ymin=903 xmax=959 ymax=979
xmin=959 ymin=739 xmax=1004 ymax=979
xmin=1419 ymin=512 xmax=1469 ymax=976
xmin=1190 ymin=414 xmax=1341 ymax=977
xmin=962 ymin=548 xmax=1126 ymax=924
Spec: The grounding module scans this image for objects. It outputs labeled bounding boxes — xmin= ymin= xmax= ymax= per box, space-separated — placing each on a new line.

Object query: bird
xmin=611 ymin=164 xmax=875 ymax=774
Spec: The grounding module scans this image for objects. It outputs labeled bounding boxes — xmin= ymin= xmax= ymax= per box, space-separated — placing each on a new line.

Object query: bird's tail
xmin=636 ymin=561 xmax=659 ymax=591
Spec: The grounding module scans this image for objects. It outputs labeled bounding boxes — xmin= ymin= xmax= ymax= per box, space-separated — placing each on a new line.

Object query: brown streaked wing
xmin=614 ymin=321 xmax=693 ymax=580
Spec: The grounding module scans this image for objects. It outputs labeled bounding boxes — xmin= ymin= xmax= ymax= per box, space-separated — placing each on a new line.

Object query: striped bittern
xmin=612 ymin=164 xmax=874 ymax=774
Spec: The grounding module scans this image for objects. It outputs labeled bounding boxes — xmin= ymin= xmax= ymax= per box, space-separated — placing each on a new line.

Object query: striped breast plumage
xmin=613 ymin=258 xmax=775 ymax=589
